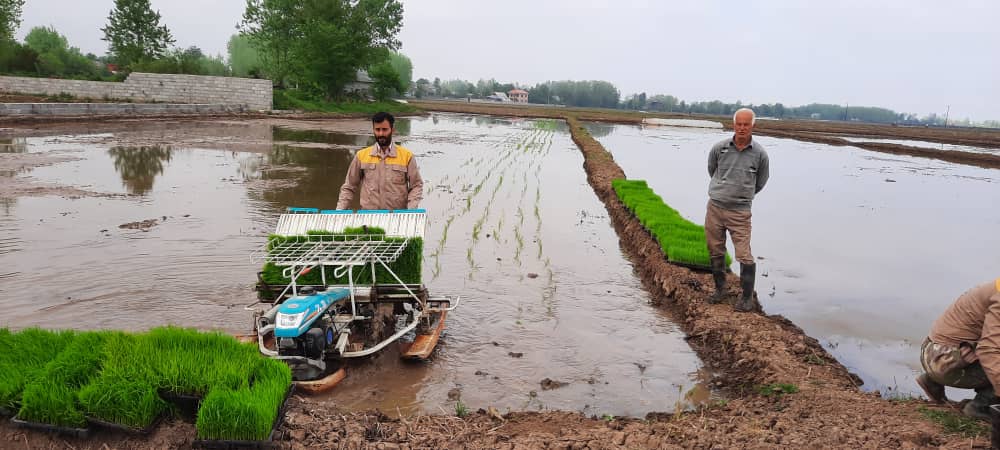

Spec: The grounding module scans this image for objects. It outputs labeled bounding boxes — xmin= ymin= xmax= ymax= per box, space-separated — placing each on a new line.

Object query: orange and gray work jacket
xmin=336 ymin=143 xmax=423 ymax=211
xmin=928 ymin=279 xmax=1000 ymax=390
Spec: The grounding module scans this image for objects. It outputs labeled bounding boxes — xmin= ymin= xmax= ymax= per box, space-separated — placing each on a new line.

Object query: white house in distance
xmin=508 ymin=89 xmax=528 ymax=103
xmin=485 ymin=92 xmax=510 ymax=102
xmin=344 ymin=70 xmax=374 ymax=96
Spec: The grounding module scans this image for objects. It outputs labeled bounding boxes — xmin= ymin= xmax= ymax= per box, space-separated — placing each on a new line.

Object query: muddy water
xmin=0 ymin=115 xmax=707 ymax=417
xmin=587 ymin=122 xmax=1000 ymax=399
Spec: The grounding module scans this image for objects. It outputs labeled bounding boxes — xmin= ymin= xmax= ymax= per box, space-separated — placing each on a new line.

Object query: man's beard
xmin=376 ymin=135 xmax=392 ymax=147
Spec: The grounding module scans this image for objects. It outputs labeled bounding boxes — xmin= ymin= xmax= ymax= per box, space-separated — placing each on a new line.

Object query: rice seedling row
xmin=612 ymin=179 xmax=731 ymax=268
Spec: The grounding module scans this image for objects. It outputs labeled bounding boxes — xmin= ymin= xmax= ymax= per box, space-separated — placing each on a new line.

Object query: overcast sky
xmin=17 ymin=0 xmax=999 ymax=121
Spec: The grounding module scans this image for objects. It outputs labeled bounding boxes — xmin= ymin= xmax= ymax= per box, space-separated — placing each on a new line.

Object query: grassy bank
xmin=274 ymin=90 xmax=418 ymax=115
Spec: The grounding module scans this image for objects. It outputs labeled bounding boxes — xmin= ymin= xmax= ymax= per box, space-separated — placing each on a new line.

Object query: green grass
xmin=612 ymin=179 xmax=731 ymax=268
xmin=0 ymin=326 xmax=292 ymax=441
xmin=756 ymin=383 xmax=799 ymax=397
xmin=917 ymin=406 xmax=989 ymax=438
xmin=273 ymin=89 xmax=417 ymax=114
xmin=454 ymin=400 xmax=469 ymax=418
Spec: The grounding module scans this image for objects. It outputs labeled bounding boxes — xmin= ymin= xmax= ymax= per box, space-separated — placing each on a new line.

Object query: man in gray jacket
xmin=706 ymin=108 xmax=769 ymax=312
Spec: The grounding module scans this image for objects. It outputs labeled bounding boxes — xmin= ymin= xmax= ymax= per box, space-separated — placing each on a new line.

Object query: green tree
xmin=0 ymin=40 xmax=36 ymax=74
xmin=24 ymin=26 xmax=97 ymax=77
xmin=24 ymin=26 xmax=67 ymax=55
xmin=241 ymin=0 xmax=403 ymax=97
xmin=133 ymin=46 xmax=230 ymax=76
xmin=227 ymin=34 xmax=262 ymax=77
xmin=0 ymin=0 xmax=24 ymax=41
xmin=101 ymin=0 xmax=175 ymax=67
xmin=240 ymin=0 xmax=302 ymax=85
xmin=414 ymin=78 xmax=430 ymax=98
xmin=388 ymin=52 xmax=412 ymax=93
xmin=369 ymin=60 xmax=402 ymax=100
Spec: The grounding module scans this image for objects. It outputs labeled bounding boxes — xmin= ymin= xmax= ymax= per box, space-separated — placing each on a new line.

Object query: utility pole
xmin=844 ymin=103 xmax=849 ymax=121
xmin=944 ymin=105 xmax=950 ymax=127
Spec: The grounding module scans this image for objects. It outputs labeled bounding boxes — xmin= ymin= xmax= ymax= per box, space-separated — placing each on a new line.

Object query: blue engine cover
xmin=274 ymin=288 xmax=350 ymax=338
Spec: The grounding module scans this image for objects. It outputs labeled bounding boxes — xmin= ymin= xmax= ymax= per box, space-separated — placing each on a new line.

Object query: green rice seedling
xmin=195 ymin=359 xmax=292 ymax=441
xmin=79 ymin=376 xmax=168 ymax=430
xmin=143 ymin=327 xmax=257 ymax=397
xmin=18 ymin=383 xmax=86 ymax=428
xmin=472 ymin=217 xmax=484 ymax=242
xmin=17 ymin=331 xmax=117 ymax=428
xmin=0 ymin=328 xmax=76 ymax=412
xmin=612 ymin=179 xmax=732 ymax=268
xmin=514 ymin=227 xmax=524 ymax=263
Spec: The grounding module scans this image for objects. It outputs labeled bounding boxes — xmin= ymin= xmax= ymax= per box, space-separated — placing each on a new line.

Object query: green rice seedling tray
xmin=11 ymin=415 xmax=90 ymax=438
xmin=87 ymin=412 xmax=165 ymax=435
xmin=192 ymin=384 xmax=294 ymax=450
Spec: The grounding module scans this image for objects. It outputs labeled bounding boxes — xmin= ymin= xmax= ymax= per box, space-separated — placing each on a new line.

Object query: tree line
xmin=0 ymin=0 xmax=414 ymax=102
xmin=417 ymin=74 xmax=992 ymax=127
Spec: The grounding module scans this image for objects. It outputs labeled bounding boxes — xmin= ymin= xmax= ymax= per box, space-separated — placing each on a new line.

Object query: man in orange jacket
xmin=337 ymin=112 xmax=423 ymax=210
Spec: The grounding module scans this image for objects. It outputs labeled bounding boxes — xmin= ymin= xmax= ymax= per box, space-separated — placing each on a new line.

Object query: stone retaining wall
xmin=0 ymin=73 xmax=272 ymax=111
xmin=0 ymin=103 xmax=250 ymax=116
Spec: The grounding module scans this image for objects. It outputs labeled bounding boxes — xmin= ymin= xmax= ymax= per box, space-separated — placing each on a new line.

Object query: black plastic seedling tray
xmin=87 ymin=413 xmax=165 ymax=435
xmin=11 ymin=416 xmax=90 ymax=438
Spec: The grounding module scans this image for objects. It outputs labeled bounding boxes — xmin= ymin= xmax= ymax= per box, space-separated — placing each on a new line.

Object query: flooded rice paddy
xmin=587 ymin=122 xmax=1000 ymax=399
xmin=837 ymin=135 xmax=999 ymax=155
xmin=0 ymin=114 xmax=708 ymax=417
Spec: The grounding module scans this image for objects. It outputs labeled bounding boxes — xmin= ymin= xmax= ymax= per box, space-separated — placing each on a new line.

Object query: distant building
xmin=508 ymin=89 xmax=528 ymax=103
xmin=486 ymin=92 xmax=510 ymax=102
xmin=810 ymin=113 xmax=821 ymax=119
xmin=344 ymin=70 xmax=374 ymax=97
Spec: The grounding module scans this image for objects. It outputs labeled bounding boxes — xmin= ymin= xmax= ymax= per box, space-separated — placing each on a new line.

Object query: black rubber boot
xmin=734 ymin=263 xmax=756 ymax=312
xmin=708 ymin=256 xmax=727 ymax=304
xmin=963 ymin=388 xmax=998 ymax=421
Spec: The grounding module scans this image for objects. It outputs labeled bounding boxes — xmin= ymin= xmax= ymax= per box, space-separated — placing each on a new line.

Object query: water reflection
xmin=107 ymin=145 xmax=173 ymax=195
xmin=272 ymin=127 xmax=372 ymax=146
xmin=271 ymin=120 xmax=410 ymax=146
xmin=0 ymin=138 xmax=27 ymax=154
xmin=0 ymin=197 xmax=14 ymax=215
xmin=243 ymin=144 xmax=356 ymax=209
xmin=586 ymin=123 xmax=615 ymax=138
